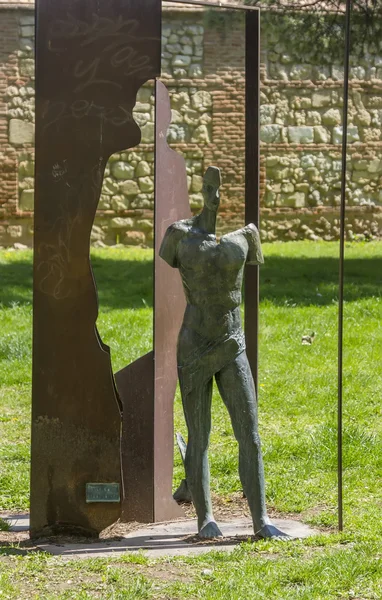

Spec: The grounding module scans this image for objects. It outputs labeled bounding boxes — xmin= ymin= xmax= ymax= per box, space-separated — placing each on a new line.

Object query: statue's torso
xmin=177 ymin=229 xmax=247 ymax=311
xmin=159 ymin=218 xmax=263 ymax=369
xmin=176 ymin=227 xmax=249 ymax=366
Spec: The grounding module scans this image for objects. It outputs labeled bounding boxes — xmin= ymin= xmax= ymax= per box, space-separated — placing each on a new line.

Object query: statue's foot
xmin=198 ymin=520 xmax=223 ymax=539
xmin=256 ymin=523 xmax=294 ymax=541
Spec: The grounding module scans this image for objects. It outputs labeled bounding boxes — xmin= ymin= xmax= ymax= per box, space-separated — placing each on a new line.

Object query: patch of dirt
xmin=183 ymin=533 xmax=261 ymax=546
xmin=0 ymin=531 xmax=29 ymax=544
xmin=181 ymin=492 xmax=308 ymax=525
xmin=100 ymin=519 xmax=144 ymax=539
xmin=136 ymin=563 xmax=194 ymax=584
xmin=0 ymin=532 xmax=39 ymax=556
xmin=180 ymin=491 xmax=250 ymax=522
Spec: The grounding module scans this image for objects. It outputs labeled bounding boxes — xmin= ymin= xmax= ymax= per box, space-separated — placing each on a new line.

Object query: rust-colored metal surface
xmin=244 ymin=10 xmax=260 ymax=389
xmin=31 ymin=0 xmax=161 ymax=536
xmin=117 ymin=81 xmax=188 ymax=523
xmin=115 ymin=352 xmax=155 ymax=523
xmin=154 ymin=80 xmax=190 ymax=521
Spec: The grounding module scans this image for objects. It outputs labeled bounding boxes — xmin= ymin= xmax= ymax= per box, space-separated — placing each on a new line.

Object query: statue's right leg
xmin=179 ymin=374 xmax=222 ymax=538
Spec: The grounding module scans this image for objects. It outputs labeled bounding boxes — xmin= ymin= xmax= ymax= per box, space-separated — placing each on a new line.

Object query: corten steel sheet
xmin=154 ymin=80 xmax=189 ymax=521
xmin=115 ymin=352 xmax=155 ymax=523
xmin=31 ymin=0 xmax=161 ymax=536
xmin=244 ymin=10 xmax=260 ymax=390
xmin=116 ymin=81 xmax=188 ymax=523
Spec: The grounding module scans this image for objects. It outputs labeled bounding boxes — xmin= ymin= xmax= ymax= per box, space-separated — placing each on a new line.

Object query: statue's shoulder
xmin=166 ymin=218 xmax=194 ymax=235
xmin=160 ymin=218 xmax=193 ymax=268
xmin=238 ymin=223 xmax=264 ymax=265
xmin=225 ymin=222 xmax=258 ymax=239
xmin=240 ymin=223 xmax=259 ymax=238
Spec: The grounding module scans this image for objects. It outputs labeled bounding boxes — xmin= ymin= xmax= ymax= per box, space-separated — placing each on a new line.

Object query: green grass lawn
xmin=0 ymin=242 xmax=381 ymax=599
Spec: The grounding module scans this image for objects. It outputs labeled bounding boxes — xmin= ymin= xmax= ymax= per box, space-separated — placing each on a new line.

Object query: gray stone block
xmin=314 ymin=126 xmax=330 ymax=143
xmin=191 ymin=125 xmax=210 ymax=143
xmin=188 ymin=64 xmax=203 ymax=78
xmin=191 ymin=91 xmax=212 ymax=111
xmin=332 ymin=126 xmax=359 ymax=144
xmin=191 ymin=174 xmax=203 ymax=193
xmin=260 ymin=104 xmax=276 ymax=125
xmin=172 ymin=55 xmax=192 ymax=67
xmin=110 ymin=217 xmax=134 ymax=229
xmin=260 ymin=125 xmax=282 ymax=143
xmin=140 ymin=123 xmax=154 ymax=143
xmin=21 ymin=25 xmax=34 ymax=38
xmin=9 ymin=119 xmax=34 ymax=145
xmin=136 ymin=161 xmax=151 ymax=177
xmin=111 ymin=161 xmax=135 ymax=180
xmin=20 ymin=16 xmax=35 ymax=26
xmin=288 ymin=126 xmax=314 ymax=144
xmin=138 ymin=176 xmax=154 ymax=193
xmin=19 ymin=189 xmax=34 ymax=210
xmin=311 ymin=91 xmax=331 ymax=108
xmin=120 ymin=180 xmax=139 ymax=196
xmin=322 ymin=109 xmax=342 ymax=126
xmin=20 ymin=59 xmax=34 ymax=78
xmin=282 ymin=192 xmax=306 ymax=208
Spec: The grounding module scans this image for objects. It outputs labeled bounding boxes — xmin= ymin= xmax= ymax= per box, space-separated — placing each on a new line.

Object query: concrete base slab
xmin=1 ymin=514 xmax=318 ymax=558
xmin=1 ymin=513 xmax=30 ymax=532
xmin=40 ymin=518 xmax=316 ymax=559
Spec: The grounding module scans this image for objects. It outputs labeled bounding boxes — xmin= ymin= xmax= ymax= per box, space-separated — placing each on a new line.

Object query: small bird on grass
xmin=301 ymin=332 xmax=316 ymax=345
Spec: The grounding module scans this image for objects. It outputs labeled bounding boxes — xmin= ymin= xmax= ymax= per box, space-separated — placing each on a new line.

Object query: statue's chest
xmin=177 ymin=233 xmax=246 ymax=273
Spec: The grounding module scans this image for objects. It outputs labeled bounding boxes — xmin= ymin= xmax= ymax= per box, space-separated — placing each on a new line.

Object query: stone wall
xmin=259 ymin=13 xmax=382 ymax=241
xmin=0 ymin=8 xmax=33 ymax=245
xmin=0 ymin=6 xmax=381 ymax=247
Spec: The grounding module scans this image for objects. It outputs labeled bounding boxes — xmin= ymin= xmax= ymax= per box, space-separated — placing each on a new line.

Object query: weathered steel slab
xmin=153 ymin=80 xmax=190 ymax=521
xmin=31 ymin=0 xmax=161 ymax=536
xmin=116 ymin=81 xmax=189 ymax=523
xmin=115 ymin=352 xmax=155 ymax=523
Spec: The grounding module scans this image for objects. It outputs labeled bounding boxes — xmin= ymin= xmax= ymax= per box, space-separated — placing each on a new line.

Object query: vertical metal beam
xmin=245 ymin=9 xmax=260 ymax=389
xmin=338 ymin=0 xmax=352 ymax=532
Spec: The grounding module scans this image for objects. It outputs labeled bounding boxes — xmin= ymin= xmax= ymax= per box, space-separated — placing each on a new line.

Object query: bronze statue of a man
xmin=160 ymin=166 xmax=288 ymax=539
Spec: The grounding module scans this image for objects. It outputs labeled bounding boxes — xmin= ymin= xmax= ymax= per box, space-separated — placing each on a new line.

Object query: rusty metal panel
xmin=153 ymin=80 xmax=190 ymax=521
xmin=115 ymin=352 xmax=155 ymax=523
xmin=31 ymin=0 xmax=161 ymax=536
xmin=244 ymin=10 xmax=260 ymax=390
xmin=117 ymin=81 xmax=188 ymax=524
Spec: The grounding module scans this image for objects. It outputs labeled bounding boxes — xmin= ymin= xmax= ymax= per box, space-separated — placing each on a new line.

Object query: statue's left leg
xmin=215 ymin=352 xmax=291 ymax=539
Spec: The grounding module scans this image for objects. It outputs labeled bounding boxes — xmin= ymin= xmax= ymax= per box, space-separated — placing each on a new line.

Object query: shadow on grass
xmin=0 ymin=260 xmax=33 ymax=307
xmin=0 ymin=254 xmax=380 ymax=309
xmin=0 ymin=544 xmax=38 ymax=557
xmin=0 ymin=256 xmax=153 ymax=310
xmin=259 ymin=255 xmax=382 ymax=306
xmin=91 ymin=254 xmax=153 ymax=310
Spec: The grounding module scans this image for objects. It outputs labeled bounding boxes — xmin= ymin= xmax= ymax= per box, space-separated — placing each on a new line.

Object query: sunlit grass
xmin=0 ymin=242 xmax=381 ymax=599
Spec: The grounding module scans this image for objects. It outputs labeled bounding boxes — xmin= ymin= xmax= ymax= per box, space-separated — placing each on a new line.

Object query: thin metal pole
xmin=338 ymin=0 xmax=352 ymax=533
xmin=244 ymin=10 xmax=260 ymax=389
xmin=164 ymin=0 xmax=259 ymax=12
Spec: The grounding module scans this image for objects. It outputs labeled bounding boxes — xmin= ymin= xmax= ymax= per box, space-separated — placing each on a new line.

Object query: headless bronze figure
xmin=160 ymin=167 xmax=289 ymax=539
